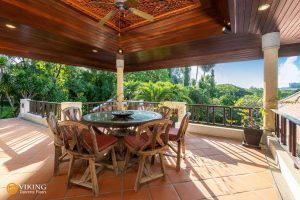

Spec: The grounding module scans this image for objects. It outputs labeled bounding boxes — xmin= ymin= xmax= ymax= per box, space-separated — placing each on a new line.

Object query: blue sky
xmin=190 ymin=56 xmax=300 ymax=88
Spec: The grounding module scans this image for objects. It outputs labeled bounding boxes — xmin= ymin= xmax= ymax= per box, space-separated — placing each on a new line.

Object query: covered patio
xmin=0 ymin=118 xmax=279 ymax=200
xmin=1 ymin=0 xmax=300 ymax=199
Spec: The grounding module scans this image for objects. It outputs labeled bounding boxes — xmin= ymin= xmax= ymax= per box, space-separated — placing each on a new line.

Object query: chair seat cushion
xmin=168 ymin=127 xmax=179 ymax=141
xmin=85 ymin=133 xmax=118 ymax=152
xmin=123 ymin=135 xmax=148 ymax=150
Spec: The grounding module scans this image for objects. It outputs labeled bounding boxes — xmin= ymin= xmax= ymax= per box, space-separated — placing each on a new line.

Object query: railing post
xmin=289 ymin=121 xmax=293 ymax=152
xmin=19 ymin=99 xmax=31 ymax=118
xmin=291 ymin=123 xmax=297 ymax=157
xmin=275 ymin=113 xmax=280 ymax=137
xmin=281 ymin=116 xmax=287 ymax=145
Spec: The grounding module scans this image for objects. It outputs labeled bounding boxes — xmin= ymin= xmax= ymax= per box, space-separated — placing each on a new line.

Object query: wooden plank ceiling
xmin=0 ymin=0 xmax=299 ymax=72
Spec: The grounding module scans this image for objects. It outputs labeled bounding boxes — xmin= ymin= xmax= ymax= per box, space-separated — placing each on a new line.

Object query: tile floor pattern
xmin=0 ymin=118 xmax=282 ymax=200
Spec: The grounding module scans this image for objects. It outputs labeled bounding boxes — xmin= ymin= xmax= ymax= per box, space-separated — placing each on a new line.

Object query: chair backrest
xmin=58 ymin=121 xmax=98 ymax=156
xmin=140 ymin=103 xmax=152 ymax=111
xmin=177 ymin=112 xmax=191 ymax=139
xmin=136 ymin=119 xmax=172 ymax=152
xmin=158 ymin=106 xmax=172 ymax=119
xmin=46 ymin=112 xmax=62 ymax=144
xmin=62 ymin=107 xmax=81 ymax=121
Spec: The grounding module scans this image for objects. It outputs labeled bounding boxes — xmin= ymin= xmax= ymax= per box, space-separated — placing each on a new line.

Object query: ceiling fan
xmin=93 ymin=0 xmax=155 ymax=27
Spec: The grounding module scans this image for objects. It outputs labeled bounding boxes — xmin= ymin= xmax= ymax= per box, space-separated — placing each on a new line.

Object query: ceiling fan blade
xmin=98 ymin=10 xmax=116 ymax=27
xmin=128 ymin=8 xmax=154 ymax=21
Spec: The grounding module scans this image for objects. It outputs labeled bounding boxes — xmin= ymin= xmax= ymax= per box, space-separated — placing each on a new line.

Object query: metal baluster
xmin=229 ymin=108 xmax=233 ymax=127
xmin=212 ymin=106 xmax=215 ymax=124
xmin=206 ymin=106 xmax=209 ymax=124
xmin=223 ymin=107 xmax=226 ymax=126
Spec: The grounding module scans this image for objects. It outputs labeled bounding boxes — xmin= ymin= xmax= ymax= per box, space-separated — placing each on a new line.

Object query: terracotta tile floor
xmin=0 ymin=118 xmax=282 ymax=200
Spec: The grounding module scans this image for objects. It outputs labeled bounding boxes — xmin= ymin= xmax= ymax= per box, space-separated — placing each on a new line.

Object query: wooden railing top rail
xmin=187 ymin=104 xmax=261 ymax=110
xmin=83 ymin=100 xmax=160 ymax=104
xmin=272 ymin=109 xmax=300 ymax=126
xmin=28 ymin=100 xmax=61 ymax=105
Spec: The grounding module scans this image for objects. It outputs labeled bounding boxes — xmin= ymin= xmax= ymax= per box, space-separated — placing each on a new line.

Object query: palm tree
xmin=199 ymin=64 xmax=215 ymax=76
xmin=135 ymin=82 xmax=190 ymax=102
xmin=195 ymin=66 xmax=199 ymax=82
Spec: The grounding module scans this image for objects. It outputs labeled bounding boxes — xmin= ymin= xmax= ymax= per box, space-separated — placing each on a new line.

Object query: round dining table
xmin=82 ymin=110 xmax=163 ymax=166
xmin=82 ymin=110 xmax=162 ymax=136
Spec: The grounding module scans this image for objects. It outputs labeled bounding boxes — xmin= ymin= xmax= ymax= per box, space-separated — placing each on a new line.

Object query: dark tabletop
xmin=82 ymin=110 xmax=162 ymax=128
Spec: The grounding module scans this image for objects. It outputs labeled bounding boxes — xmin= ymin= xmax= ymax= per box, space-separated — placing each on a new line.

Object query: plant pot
xmin=243 ymin=127 xmax=263 ymax=148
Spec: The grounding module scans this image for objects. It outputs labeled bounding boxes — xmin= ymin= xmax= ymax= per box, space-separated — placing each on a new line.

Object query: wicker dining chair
xmin=58 ymin=121 xmax=118 ymax=196
xmin=46 ymin=112 xmax=70 ymax=176
xmin=158 ymin=106 xmax=172 ymax=119
xmin=62 ymin=106 xmax=81 ymax=121
xmin=123 ymin=119 xmax=172 ymax=191
xmin=165 ymin=112 xmax=191 ymax=171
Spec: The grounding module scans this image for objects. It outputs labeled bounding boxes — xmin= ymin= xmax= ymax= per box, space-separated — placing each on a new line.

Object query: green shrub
xmin=0 ymin=106 xmax=17 ymax=119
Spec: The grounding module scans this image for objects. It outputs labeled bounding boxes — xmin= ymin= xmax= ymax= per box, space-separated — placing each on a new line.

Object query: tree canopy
xmin=0 ymin=55 xmax=297 ymax=119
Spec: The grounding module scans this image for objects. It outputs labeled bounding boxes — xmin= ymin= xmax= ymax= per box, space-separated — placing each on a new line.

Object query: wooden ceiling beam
xmin=0 ymin=39 xmax=115 ymax=71
xmin=0 ymin=0 xmax=119 ymax=53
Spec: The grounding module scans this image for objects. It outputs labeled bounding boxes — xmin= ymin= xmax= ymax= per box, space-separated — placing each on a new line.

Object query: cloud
xmin=279 ymin=56 xmax=300 ymax=87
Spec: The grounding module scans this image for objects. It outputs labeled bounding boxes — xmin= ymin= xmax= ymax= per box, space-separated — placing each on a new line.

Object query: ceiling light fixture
xmin=92 ymin=49 xmax=98 ymax=53
xmin=5 ymin=24 xmax=16 ymax=29
xmin=258 ymin=4 xmax=270 ymax=11
xmin=118 ymin=48 xmax=123 ymax=54
xmin=222 ymin=26 xmax=231 ymax=34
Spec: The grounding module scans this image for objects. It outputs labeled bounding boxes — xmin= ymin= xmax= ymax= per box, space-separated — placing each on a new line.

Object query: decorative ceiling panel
xmin=61 ymin=0 xmax=201 ymax=30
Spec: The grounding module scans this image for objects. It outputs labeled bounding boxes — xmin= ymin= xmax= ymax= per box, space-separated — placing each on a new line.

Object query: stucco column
xmin=19 ymin=99 xmax=31 ymax=118
xmin=262 ymin=32 xmax=280 ymax=131
xmin=116 ymin=54 xmax=124 ymax=110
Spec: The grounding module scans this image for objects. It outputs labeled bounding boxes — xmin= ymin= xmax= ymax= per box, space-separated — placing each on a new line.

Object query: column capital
xmin=262 ymin=32 xmax=280 ymax=50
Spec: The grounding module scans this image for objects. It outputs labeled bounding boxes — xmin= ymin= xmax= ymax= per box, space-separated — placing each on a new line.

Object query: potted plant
xmin=241 ymin=109 xmax=263 ymax=148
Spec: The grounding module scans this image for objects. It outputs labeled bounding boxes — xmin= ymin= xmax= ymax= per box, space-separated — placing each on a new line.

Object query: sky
xmin=190 ymin=56 xmax=300 ymax=89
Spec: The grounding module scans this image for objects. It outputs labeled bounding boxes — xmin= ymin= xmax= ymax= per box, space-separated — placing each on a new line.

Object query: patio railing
xmin=273 ymin=109 xmax=300 ymax=168
xmin=187 ymin=104 xmax=262 ymax=128
xmin=26 ymin=100 xmax=262 ymax=130
xmin=82 ymin=100 xmax=160 ymax=115
xmin=29 ymin=100 xmax=61 ymax=120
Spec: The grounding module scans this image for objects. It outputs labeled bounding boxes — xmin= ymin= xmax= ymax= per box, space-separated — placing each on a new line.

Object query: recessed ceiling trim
xmin=60 ymin=0 xmax=202 ymax=32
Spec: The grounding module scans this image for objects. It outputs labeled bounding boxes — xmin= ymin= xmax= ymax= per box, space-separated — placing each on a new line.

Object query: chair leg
xmin=89 ymin=159 xmax=99 ymax=197
xmin=182 ymin=138 xmax=186 ymax=159
xmin=67 ymin=155 xmax=75 ymax=188
xmin=123 ymin=148 xmax=130 ymax=173
xmin=111 ymin=147 xmax=118 ymax=175
xmin=151 ymin=155 xmax=155 ymax=165
xmin=54 ymin=145 xmax=62 ymax=176
xmin=176 ymin=141 xmax=181 ymax=171
xmin=159 ymin=153 xmax=166 ymax=177
xmin=134 ymin=155 xmax=146 ymax=192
